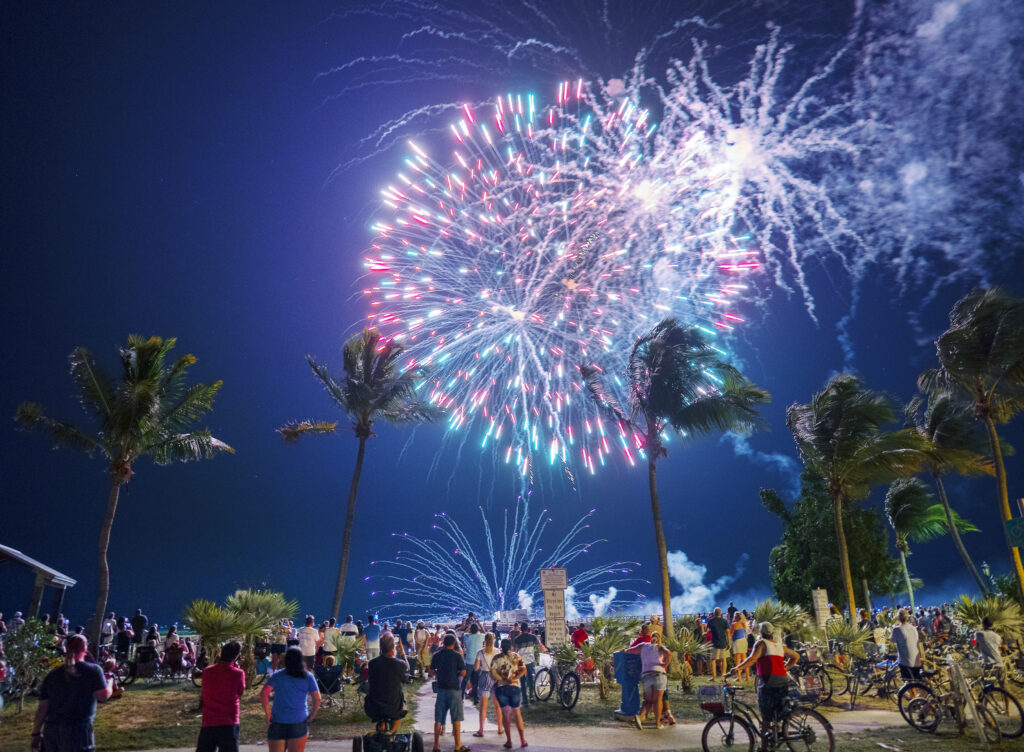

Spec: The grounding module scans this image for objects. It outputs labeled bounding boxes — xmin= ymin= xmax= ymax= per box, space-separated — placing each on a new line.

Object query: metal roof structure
xmin=0 ymin=543 xmax=77 ymax=588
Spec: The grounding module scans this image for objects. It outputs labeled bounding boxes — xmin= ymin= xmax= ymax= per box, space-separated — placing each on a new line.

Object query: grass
xmin=0 ymin=677 xmax=421 ymax=752
xmin=839 ymin=727 xmax=1016 ymax=751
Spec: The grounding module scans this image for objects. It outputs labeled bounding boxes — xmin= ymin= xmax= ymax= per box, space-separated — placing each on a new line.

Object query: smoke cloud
xmin=667 ymin=550 xmax=750 ymax=614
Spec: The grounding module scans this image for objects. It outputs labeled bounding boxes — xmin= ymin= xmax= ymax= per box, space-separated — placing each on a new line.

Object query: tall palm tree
xmin=16 ymin=336 xmax=232 ymax=648
xmin=582 ymin=318 xmax=769 ymax=637
xmin=906 ymin=392 xmax=995 ymax=593
xmin=786 ymin=373 xmax=926 ymax=621
xmin=279 ymin=329 xmax=440 ymax=620
xmin=920 ymin=287 xmax=1024 ymax=601
xmin=884 ymin=477 xmax=978 ymax=610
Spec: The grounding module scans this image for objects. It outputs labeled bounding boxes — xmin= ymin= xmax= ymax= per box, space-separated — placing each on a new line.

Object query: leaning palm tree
xmin=582 ymin=318 xmax=769 ymax=637
xmin=279 ymin=329 xmax=441 ymax=619
xmin=786 ymin=373 xmax=926 ymax=621
xmin=906 ymin=392 xmax=995 ymax=593
xmin=16 ymin=336 xmax=232 ymax=648
xmin=920 ymin=287 xmax=1024 ymax=601
xmin=884 ymin=477 xmax=978 ymax=610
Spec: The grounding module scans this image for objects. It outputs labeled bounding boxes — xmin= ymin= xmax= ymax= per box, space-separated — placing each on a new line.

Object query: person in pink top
xmin=197 ymin=641 xmax=246 ymax=752
xmin=623 ymin=631 xmax=671 ymax=730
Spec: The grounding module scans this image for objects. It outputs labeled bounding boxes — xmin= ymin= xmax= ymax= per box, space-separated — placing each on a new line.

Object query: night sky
xmin=3 ymin=0 xmax=1023 ymax=627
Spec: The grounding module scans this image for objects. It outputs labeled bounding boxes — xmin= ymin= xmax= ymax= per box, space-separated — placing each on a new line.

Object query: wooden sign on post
xmin=811 ymin=588 xmax=829 ymax=630
xmin=541 ymin=567 xmax=568 ymax=648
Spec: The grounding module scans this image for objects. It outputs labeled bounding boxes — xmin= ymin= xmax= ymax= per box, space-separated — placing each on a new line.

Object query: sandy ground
xmin=144 ymin=679 xmax=906 ymax=752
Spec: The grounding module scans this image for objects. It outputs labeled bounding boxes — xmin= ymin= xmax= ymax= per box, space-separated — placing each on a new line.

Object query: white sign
xmin=811 ymin=588 xmax=829 ymax=630
xmin=543 ymin=586 xmax=567 ymax=648
xmin=498 ymin=609 xmax=527 ymax=624
xmin=540 ymin=567 xmax=568 ymax=590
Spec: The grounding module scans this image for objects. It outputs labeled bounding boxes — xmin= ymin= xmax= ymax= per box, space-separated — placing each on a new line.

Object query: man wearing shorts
xmin=363 ymin=615 xmax=382 ymax=661
xmin=429 ymin=634 xmax=467 ymax=752
xmin=891 ymin=609 xmax=923 ymax=681
xmin=707 ymin=607 xmax=731 ymax=680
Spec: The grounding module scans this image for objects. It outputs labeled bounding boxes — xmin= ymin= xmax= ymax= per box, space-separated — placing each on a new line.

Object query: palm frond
xmin=580 ymin=364 xmax=630 ymax=424
xmin=14 ymin=402 xmax=103 ymax=456
xmin=147 ymin=429 xmax=234 ymax=464
xmin=277 ymin=420 xmax=339 ymax=443
xmin=953 ymin=594 xmax=1023 ymax=639
xmin=68 ymin=346 xmax=116 ymax=422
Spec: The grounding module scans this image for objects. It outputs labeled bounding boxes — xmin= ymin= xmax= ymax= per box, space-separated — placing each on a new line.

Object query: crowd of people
xmin=1 ymin=599 xmax=1014 ymax=752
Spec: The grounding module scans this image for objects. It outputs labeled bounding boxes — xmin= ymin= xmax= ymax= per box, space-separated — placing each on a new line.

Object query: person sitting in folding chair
xmin=314 ymin=655 xmax=346 ymax=709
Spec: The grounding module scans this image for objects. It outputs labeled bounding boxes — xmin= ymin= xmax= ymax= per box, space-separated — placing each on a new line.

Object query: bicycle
xmin=700 ymin=681 xmax=834 ymax=752
xmin=533 ymin=657 xmax=581 ymax=710
xmin=788 ymin=644 xmax=832 ymax=705
xmin=897 ymin=661 xmax=1002 ymax=743
xmin=899 ymin=659 xmax=1022 ymax=739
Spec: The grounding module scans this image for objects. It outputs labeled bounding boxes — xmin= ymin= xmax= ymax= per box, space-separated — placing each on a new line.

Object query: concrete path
xmin=144 ymin=682 xmax=906 ymax=752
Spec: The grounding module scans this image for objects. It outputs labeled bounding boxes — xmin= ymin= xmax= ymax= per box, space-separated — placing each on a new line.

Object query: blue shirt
xmin=266 ymin=670 xmax=319 ymax=723
xmin=363 ymin=624 xmax=382 ymax=647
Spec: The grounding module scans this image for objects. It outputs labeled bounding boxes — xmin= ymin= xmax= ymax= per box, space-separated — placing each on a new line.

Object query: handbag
xmin=431 ymin=680 xmax=438 ymax=693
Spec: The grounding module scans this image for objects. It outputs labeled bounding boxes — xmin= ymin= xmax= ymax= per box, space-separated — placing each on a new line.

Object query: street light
xmin=981 ymin=561 xmax=992 ymax=581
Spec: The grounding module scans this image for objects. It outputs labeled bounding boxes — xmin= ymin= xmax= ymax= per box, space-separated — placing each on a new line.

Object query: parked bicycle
xmin=700 ymin=681 xmax=834 ymax=752
xmin=533 ymin=655 xmax=581 ymax=710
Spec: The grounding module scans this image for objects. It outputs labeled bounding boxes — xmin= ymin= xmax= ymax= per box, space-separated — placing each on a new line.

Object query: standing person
xmin=339 ymin=615 xmax=359 ymax=638
xmin=472 ymin=633 xmax=504 ymax=738
xmin=463 ymin=623 xmax=485 ymax=702
xmin=571 ymin=624 xmax=589 ymax=649
xmin=100 ymin=612 xmax=116 ymax=646
xmin=414 ymin=621 xmax=431 ymax=679
xmin=975 ymin=616 xmax=1004 ymax=678
xmin=727 ymin=622 xmax=799 ymax=734
xmin=363 ymin=615 xmax=382 ymax=661
xmin=707 ymin=607 xmax=731 ymax=680
xmin=629 ymin=623 xmax=652 ymax=647
xmin=31 ymin=634 xmax=113 ymax=752
xmin=491 ymin=638 xmax=527 ymax=750
xmin=429 ymin=634 xmax=468 ymax=752
xmin=513 ymin=622 xmax=546 ymax=707
xmin=891 ymin=610 xmax=923 ymax=682
xmin=623 ymin=631 xmax=672 ymax=730
xmin=196 ymin=641 xmax=246 ymax=752
xmin=130 ymin=609 xmax=148 ymax=646
xmin=322 ymin=618 xmax=341 ymax=662
xmin=296 ymin=617 xmax=319 ymax=671
xmin=730 ymin=612 xmax=750 ymax=682
xmin=260 ymin=647 xmax=321 ymax=752
xmin=0 ymin=658 xmax=7 ymax=727
xmin=270 ymin=621 xmax=289 ymax=671
xmin=727 ymin=601 xmax=738 ymax=621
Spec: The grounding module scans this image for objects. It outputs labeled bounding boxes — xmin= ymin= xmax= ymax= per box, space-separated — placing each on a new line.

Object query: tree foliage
xmin=762 ymin=469 xmax=902 ymax=611
xmin=3 ymin=618 xmax=61 ymax=711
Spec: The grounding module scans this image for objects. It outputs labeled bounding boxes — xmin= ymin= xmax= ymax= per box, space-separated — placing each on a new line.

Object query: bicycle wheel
xmin=897 ymin=681 xmax=935 ymax=727
xmin=804 ymin=666 xmax=832 ymax=704
xmin=533 ymin=667 xmax=553 ymax=701
xmin=782 ymin=708 xmax=834 ymax=752
xmin=979 ymin=685 xmax=1024 ymax=738
xmin=975 ymin=703 xmax=1002 ymax=744
xmin=903 ymin=696 xmax=940 ymax=733
xmin=825 ymin=665 xmax=849 ymax=697
xmin=701 ymin=714 xmax=755 ymax=752
xmin=881 ymin=671 xmax=900 ymax=704
xmin=558 ymin=672 xmax=581 ymax=710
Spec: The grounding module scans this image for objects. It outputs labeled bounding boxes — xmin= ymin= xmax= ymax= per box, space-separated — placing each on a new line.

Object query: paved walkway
xmin=145 ymin=682 xmax=905 ymax=752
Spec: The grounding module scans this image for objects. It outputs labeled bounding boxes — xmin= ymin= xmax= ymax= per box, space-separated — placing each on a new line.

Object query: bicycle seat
xmin=921 ymin=669 xmax=939 ymax=677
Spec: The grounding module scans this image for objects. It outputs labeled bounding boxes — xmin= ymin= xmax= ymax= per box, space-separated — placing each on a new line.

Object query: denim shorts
xmin=494 ymin=684 xmax=522 ymax=708
xmin=268 ymin=721 xmax=308 ymax=740
xmin=641 ymin=671 xmax=667 ymax=692
xmin=434 ymin=688 xmax=464 ymax=723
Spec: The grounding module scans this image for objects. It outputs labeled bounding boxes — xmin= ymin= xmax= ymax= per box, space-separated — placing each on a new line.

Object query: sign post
xmin=541 ymin=567 xmax=568 ymax=648
xmin=811 ymin=588 xmax=829 ymax=630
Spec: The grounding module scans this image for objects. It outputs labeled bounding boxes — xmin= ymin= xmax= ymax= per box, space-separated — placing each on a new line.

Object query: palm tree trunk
xmin=91 ymin=475 xmax=125 ymax=649
xmin=983 ymin=417 xmax=1024 ymax=602
xmin=832 ymin=493 xmax=857 ymax=621
xmin=933 ymin=473 xmax=988 ymax=594
xmin=648 ymin=454 xmax=674 ymax=639
xmin=331 ymin=436 xmax=367 ymax=620
xmin=898 ymin=549 xmax=915 ymax=610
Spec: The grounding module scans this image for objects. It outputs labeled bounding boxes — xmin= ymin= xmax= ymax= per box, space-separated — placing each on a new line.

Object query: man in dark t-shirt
xmin=707 ymin=607 xmax=731 ymax=680
xmin=129 ymin=609 xmax=148 ymax=645
xmin=365 ymin=634 xmax=408 ymax=732
xmin=429 ymin=635 xmax=467 ymax=752
xmin=32 ymin=635 xmax=112 ymax=752
xmin=513 ymin=623 xmax=546 ymax=706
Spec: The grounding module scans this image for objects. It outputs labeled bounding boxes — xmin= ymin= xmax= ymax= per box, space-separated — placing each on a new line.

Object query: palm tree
xmin=920 ymin=287 xmax=1024 ymax=601
xmin=884 ymin=477 xmax=978 ymax=610
xmin=16 ymin=336 xmax=232 ymax=648
xmin=279 ymin=329 xmax=441 ymax=620
xmin=786 ymin=373 xmax=926 ymax=621
xmin=582 ymin=318 xmax=769 ymax=637
xmin=906 ymin=392 xmax=994 ymax=593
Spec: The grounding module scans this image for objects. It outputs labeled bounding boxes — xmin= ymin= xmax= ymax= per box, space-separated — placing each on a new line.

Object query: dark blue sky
xmin=3 ymin=0 xmax=1023 ymax=626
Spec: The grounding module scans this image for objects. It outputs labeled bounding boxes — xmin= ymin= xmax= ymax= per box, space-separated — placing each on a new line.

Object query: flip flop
xmin=473 ymin=731 xmax=484 ymax=737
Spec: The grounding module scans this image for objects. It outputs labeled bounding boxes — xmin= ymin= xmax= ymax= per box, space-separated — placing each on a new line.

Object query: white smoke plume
xmin=517 ymin=589 xmax=534 ymax=612
xmin=667 ymin=551 xmax=749 ymax=614
xmin=589 ymin=587 xmax=618 ymax=616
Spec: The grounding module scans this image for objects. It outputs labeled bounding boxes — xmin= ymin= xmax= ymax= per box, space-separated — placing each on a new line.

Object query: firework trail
xmin=366 ymin=495 xmax=646 ymax=620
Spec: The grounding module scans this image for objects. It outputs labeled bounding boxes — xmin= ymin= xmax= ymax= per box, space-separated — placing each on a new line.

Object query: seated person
xmin=364 ymin=634 xmax=408 ymax=732
xmin=315 ymin=654 xmax=345 ymax=693
xmin=163 ymin=642 xmax=186 ymax=670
